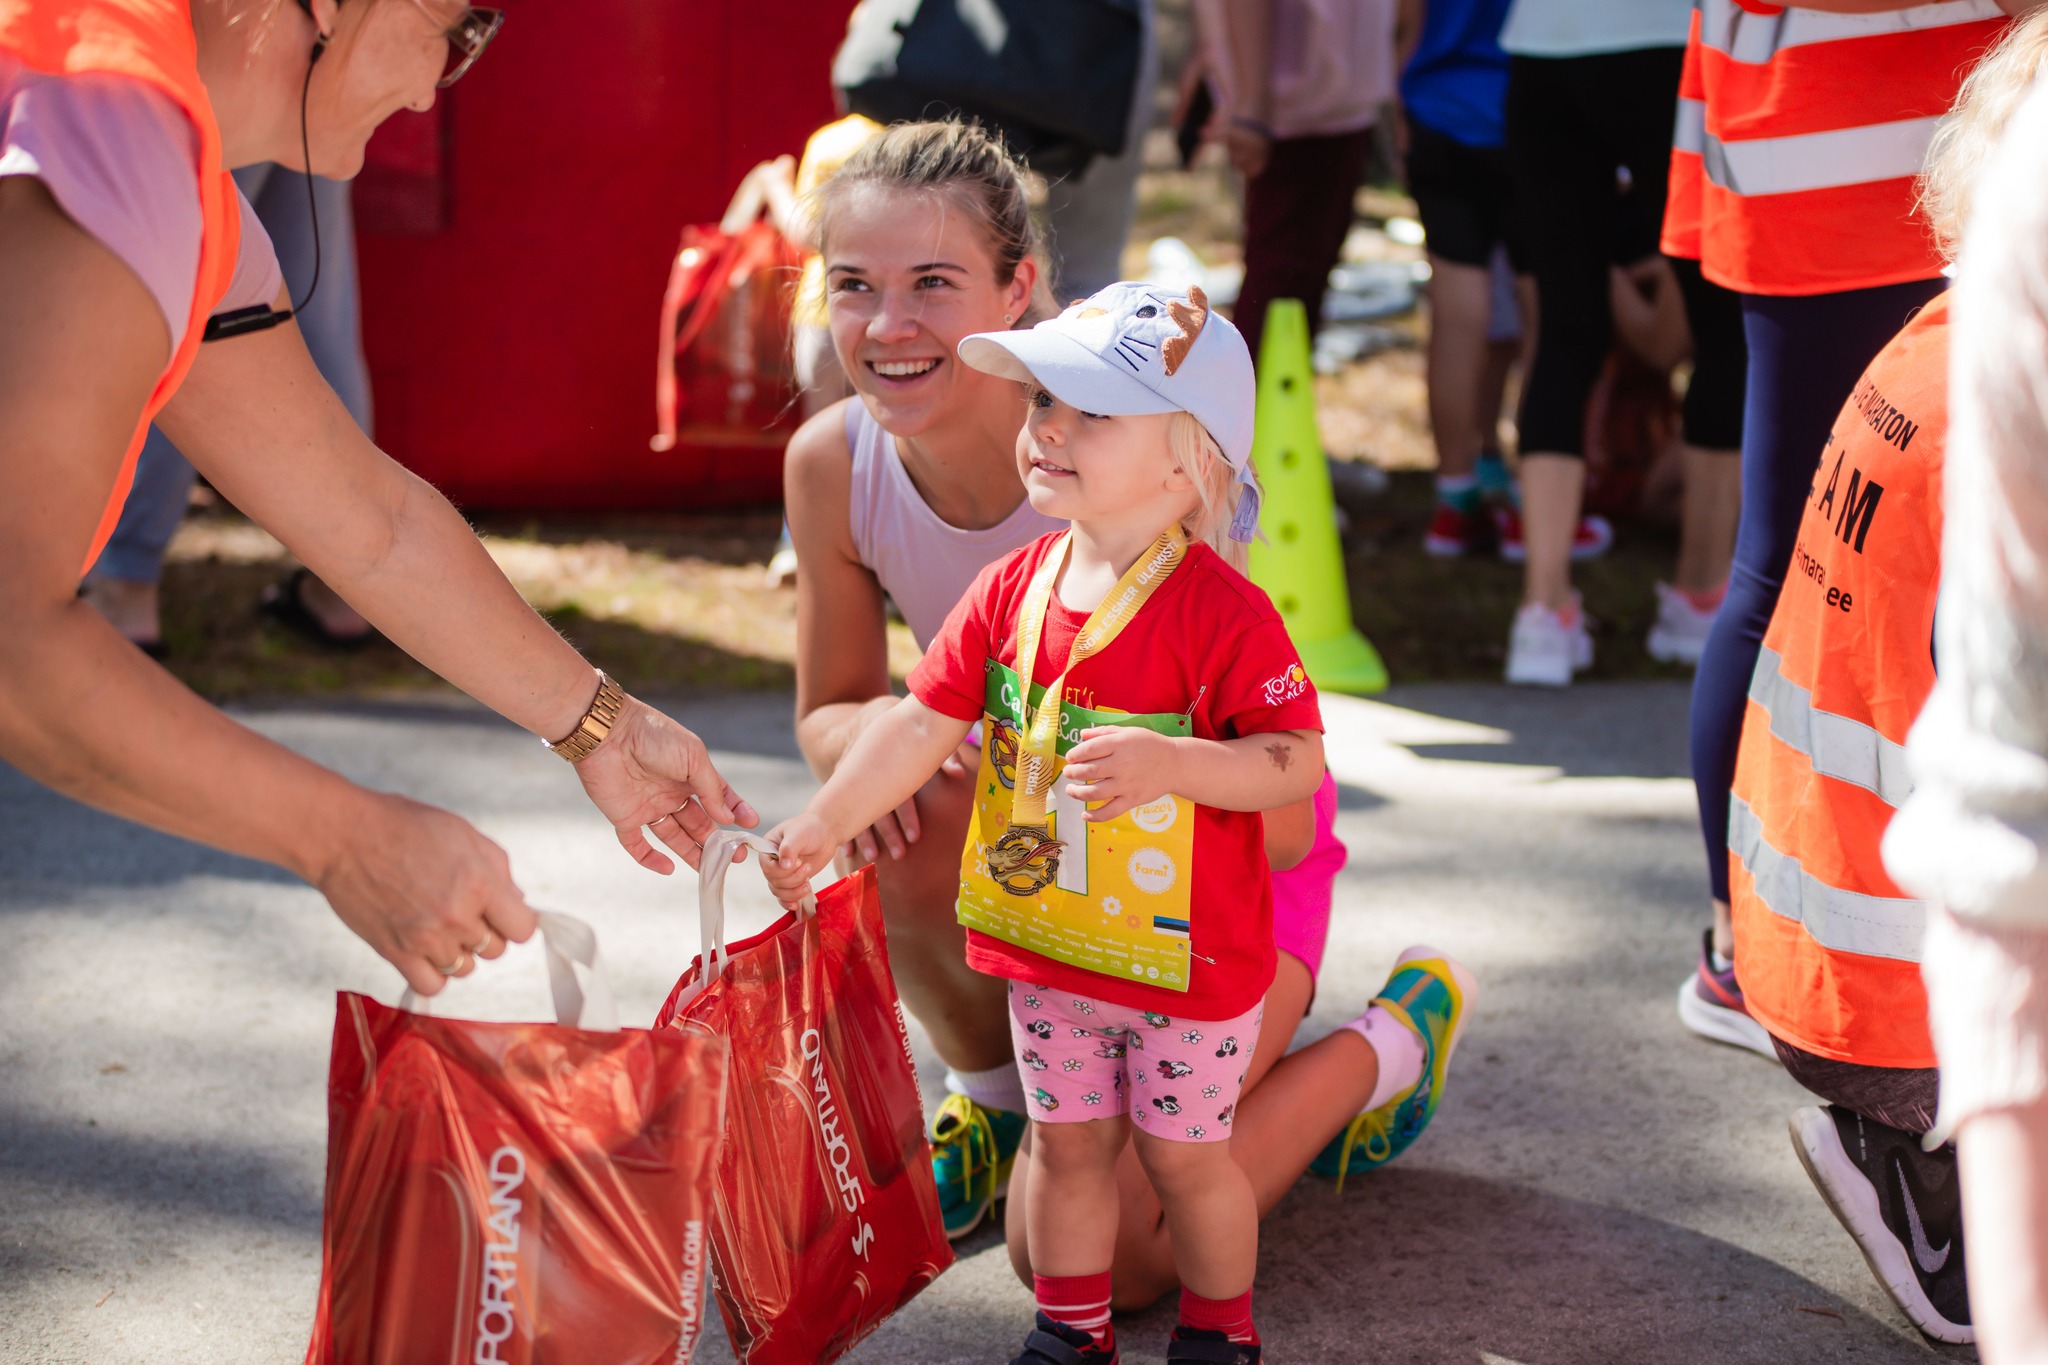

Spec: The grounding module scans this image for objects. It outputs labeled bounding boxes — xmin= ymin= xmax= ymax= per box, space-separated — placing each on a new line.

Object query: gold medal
xmin=982 ymin=530 xmax=1186 ymax=895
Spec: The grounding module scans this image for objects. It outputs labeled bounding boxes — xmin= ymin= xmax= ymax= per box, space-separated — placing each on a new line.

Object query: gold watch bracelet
xmin=545 ymin=670 xmax=624 ymax=762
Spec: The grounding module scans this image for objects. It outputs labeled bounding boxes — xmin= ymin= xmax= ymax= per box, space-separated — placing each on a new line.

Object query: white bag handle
xmin=695 ymin=828 xmax=817 ymax=987
xmin=399 ymin=911 xmax=620 ymax=1032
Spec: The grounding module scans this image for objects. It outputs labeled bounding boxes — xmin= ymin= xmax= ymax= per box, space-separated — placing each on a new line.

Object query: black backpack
xmin=832 ymin=0 xmax=1145 ymax=180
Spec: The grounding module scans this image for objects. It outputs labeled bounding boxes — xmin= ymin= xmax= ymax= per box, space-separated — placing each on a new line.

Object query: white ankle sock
xmin=1343 ymin=1005 xmax=1426 ymax=1112
xmin=946 ymin=1062 xmax=1028 ymax=1115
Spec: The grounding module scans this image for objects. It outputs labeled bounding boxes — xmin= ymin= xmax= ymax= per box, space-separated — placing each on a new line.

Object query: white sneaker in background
xmin=1647 ymin=582 xmax=1717 ymax=667
xmin=1505 ymin=599 xmax=1593 ymax=687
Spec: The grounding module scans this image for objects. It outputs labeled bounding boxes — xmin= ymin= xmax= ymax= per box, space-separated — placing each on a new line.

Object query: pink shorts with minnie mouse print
xmin=1007 ymin=982 xmax=1265 ymax=1143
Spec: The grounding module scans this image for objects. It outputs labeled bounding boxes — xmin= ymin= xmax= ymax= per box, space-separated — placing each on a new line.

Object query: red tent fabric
xmin=356 ymin=0 xmax=855 ymax=510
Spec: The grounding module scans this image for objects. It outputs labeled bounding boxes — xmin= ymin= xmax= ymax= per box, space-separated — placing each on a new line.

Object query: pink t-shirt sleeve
xmin=219 ymin=184 xmax=286 ymax=313
xmin=0 ymin=60 xmax=282 ymax=353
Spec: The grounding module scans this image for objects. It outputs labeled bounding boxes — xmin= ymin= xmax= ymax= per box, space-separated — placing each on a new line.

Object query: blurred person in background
xmin=1044 ymin=0 xmax=1158 ymax=302
xmin=1886 ymin=64 xmax=2048 ymax=1365
xmin=1392 ymin=0 xmax=1533 ymax=559
xmin=1669 ymin=0 xmax=2010 ymax=1060
xmin=1193 ymin=0 xmax=1399 ymax=365
xmin=79 ymin=163 xmax=376 ymax=655
xmin=0 ymin=0 xmax=755 ymax=995
xmin=1493 ymin=0 xmax=1691 ymax=686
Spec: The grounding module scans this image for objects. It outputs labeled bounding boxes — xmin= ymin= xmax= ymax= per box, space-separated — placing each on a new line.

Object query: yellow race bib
xmin=956 ymin=661 xmax=1197 ymax=991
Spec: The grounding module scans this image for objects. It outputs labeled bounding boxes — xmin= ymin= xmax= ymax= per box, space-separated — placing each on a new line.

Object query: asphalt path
xmin=0 ymin=683 xmax=1972 ymax=1364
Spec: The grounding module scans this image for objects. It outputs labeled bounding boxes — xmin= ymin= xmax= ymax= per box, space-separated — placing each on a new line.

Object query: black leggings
xmin=1671 ymin=256 xmax=1746 ymax=451
xmin=1506 ymin=47 xmax=1686 ymax=456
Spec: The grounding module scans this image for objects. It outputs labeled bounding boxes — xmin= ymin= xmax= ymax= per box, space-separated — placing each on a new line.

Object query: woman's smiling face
xmin=824 ymin=184 xmax=1035 ymax=439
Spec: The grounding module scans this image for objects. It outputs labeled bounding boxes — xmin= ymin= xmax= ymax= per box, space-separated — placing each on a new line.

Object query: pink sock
xmin=1180 ymin=1287 xmax=1259 ymax=1344
xmin=1036 ymin=1272 xmax=1113 ymax=1349
xmin=1680 ymin=581 xmax=1728 ymax=613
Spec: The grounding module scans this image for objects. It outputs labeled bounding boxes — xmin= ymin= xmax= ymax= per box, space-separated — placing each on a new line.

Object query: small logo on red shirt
xmin=1261 ymin=663 xmax=1310 ymax=706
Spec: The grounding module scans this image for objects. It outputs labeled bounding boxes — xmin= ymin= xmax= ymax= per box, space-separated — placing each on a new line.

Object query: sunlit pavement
xmin=0 ymin=684 xmax=1971 ymax=1364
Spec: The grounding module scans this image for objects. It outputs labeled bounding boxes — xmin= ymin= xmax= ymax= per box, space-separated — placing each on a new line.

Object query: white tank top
xmin=844 ymin=401 xmax=1061 ymax=651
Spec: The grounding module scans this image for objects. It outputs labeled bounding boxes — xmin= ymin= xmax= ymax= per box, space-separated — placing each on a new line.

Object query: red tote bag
xmin=648 ymin=213 xmax=805 ymax=456
xmin=656 ymin=831 xmax=954 ymax=1365
xmin=307 ymin=914 xmax=730 ymax=1365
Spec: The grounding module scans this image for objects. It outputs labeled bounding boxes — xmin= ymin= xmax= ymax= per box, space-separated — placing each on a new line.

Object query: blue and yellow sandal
xmin=1312 ymin=946 xmax=1478 ymax=1189
xmin=930 ymin=1092 xmax=1028 ymax=1239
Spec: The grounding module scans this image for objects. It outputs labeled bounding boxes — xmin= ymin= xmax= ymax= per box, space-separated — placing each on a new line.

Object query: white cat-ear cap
xmin=957 ymin=281 xmax=1263 ymax=542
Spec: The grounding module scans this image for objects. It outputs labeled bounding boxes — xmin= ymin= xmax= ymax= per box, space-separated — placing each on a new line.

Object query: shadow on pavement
xmin=1243 ymin=1168 xmax=1953 ymax=1365
xmin=1381 ymin=681 xmax=1694 ymax=782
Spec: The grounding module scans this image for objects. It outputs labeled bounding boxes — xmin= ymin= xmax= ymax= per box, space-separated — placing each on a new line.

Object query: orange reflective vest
xmin=1662 ymin=0 xmax=2004 ymax=297
xmin=1729 ymin=293 xmax=1949 ymax=1068
xmin=0 ymin=0 xmax=241 ymax=571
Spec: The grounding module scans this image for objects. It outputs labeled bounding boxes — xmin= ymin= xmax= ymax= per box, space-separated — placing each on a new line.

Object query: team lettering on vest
xmin=1728 ymin=299 xmax=1948 ymax=1068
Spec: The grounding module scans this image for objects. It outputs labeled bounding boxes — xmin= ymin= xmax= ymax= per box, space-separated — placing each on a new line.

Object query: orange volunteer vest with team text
xmin=0 ymin=0 xmax=241 ymax=572
xmin=1662 ymin=1 xmax=2003 ymax=296
xmin=1729 ymin=294 xmax=1948 ymax=1068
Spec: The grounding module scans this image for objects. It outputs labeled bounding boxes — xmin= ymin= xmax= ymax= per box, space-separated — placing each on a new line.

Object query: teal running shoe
xmin=1313 ymin=946 xmax=1478 ymax=1189
xmin=930 ymin=1092 xmax=1027 ymax=1239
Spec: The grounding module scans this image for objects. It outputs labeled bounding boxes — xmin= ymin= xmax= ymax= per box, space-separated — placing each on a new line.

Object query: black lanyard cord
xmin=202 ymin=26 xmax=324 ymax=344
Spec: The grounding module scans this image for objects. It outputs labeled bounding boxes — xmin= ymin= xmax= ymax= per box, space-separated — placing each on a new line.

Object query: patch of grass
xmin=1342 ymin=470 xmax=1697 ymax=684
xmin=153 ymin=511 xmax=919 ymax=702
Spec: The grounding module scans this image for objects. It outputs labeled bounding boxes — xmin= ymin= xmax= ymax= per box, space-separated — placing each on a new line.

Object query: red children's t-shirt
xmin=907 ymin=533 xmax=1324 ymax=1020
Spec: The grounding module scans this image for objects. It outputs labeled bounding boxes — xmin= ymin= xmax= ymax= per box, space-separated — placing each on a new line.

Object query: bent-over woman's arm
xmin=0 ymin=180 xmax=532 ymax=993
xmin=158 ymin=291 xmax=756 ymax=874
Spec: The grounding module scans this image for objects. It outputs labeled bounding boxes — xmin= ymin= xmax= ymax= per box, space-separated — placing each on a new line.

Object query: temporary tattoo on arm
xmin=1265 ymin=742 xmax=1293 ymax=772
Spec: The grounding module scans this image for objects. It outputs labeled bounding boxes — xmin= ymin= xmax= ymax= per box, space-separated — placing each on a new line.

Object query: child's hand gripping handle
xmin=697 ymin=828 xmax=819 ymax=985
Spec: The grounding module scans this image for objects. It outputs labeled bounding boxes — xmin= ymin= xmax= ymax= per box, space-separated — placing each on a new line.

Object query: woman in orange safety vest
xmin=1670 ymin=0 xmax=2011 ymax=1059
xmin=0 ymin=0 xmax=758 ymax=994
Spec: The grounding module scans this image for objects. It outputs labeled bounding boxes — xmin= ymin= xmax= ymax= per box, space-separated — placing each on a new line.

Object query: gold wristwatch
xmin=546 ymin=670 xmax=624 ymax=762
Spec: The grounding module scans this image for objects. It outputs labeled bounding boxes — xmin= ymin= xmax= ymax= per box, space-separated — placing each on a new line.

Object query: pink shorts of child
xmin=1007 ymin=982 xmax=1264 ymax=1143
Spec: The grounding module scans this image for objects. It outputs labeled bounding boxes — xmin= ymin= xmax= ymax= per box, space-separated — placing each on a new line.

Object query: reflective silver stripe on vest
xmin=1700 ymin=118 xmax=1939 ymax=197
xmin=1699 ymin=0 xmax=2002 ymax=63
xmin=1674 ymin=97 xmax=1706 ymax=157
xmin=1729 ymin=794 xmax=1927 ymax=962
xmin=1749 ymin=645 xmax=1916 ymax=808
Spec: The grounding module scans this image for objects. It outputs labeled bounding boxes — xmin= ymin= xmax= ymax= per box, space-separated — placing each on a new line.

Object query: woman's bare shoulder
xmin=785 ymin=397 xmax=859 ymax=486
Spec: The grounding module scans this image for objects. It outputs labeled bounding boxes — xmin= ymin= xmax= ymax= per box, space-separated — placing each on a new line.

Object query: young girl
xmin=766 ymin=281 xmax=1474 ymax=1363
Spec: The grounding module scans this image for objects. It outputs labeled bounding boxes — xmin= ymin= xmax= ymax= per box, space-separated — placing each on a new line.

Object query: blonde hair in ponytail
xmin=1170 ymin=412 xmax=1255 ymax=574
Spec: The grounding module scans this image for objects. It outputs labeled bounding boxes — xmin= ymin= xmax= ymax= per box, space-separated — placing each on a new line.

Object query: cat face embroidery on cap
xmin=1162 ymin=285 xmax=1208 ymax=376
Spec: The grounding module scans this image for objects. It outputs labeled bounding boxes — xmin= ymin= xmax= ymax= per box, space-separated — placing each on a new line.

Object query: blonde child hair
xmin=1919 ymin=9 xmax=2048 ymax=263
xmin=1171 ymin=411 xmax=1258 ymax=574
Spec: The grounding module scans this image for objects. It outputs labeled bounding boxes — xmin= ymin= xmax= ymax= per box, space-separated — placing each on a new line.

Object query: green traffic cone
xmin=1246 ymin=299 xmax=1389 ymax=695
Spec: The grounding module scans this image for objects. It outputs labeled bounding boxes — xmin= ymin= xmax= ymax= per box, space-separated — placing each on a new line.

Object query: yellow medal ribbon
xmin=1000 ymin=529 xmax=1186 ymax=848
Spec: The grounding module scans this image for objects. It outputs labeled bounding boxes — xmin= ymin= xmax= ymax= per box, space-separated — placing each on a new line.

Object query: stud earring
xmin=1004 ymin=314 xmax=1014 ymax=324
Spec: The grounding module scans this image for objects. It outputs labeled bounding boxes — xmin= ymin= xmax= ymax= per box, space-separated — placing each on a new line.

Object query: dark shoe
xmin=1167 ymin=1327 xmax=1262 ymax=1363
xmin=259 ymin=568 xmax=376 ymax=649
xmin=1789 ymin=1105 xmax=1971 ymax=1343
xmin=1010 ymin=1312 xmax=1117 ymax=1365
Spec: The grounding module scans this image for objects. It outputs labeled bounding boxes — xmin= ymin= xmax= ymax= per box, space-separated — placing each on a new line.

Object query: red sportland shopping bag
xmin=656 ymin=831 xmax=954 ymax=1365
xmin=307 ymin=914 xmax=729 ymax=1365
